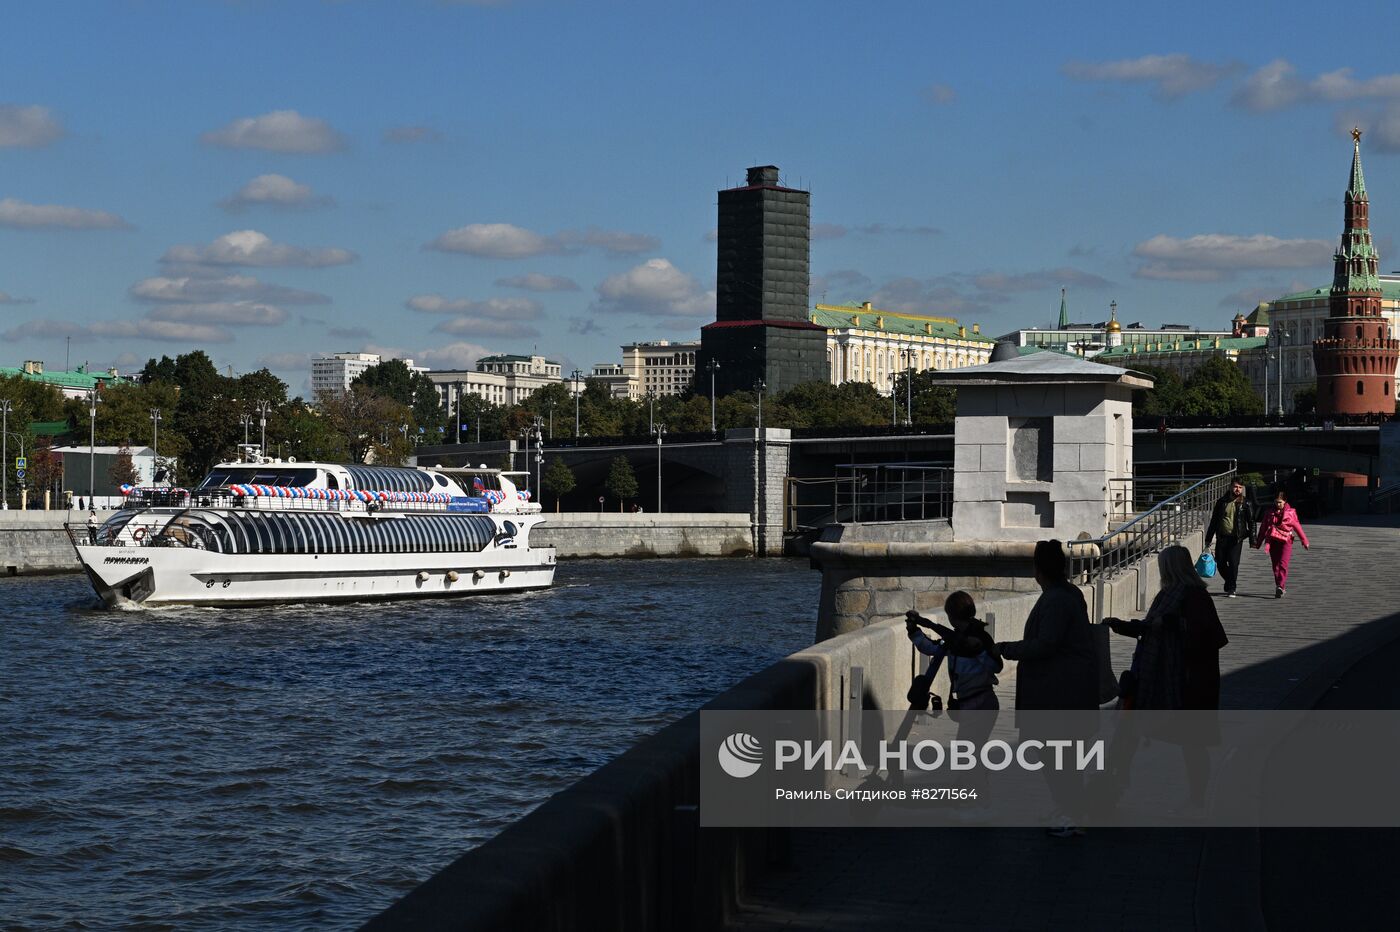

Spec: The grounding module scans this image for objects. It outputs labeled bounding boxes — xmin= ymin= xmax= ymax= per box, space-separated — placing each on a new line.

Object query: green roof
xmin=1097 ymin=336 xmax=1267 ymax=358
xmin=1245 ymin=302 xmax=1270 ymax=326
xmin=0 ymin=366 xmax=112 ymax=390
xmin=810 ymin=303 xmax=995 ymax=343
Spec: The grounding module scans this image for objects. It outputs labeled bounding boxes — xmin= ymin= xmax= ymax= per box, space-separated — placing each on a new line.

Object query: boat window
xmin=155 ymin=515 xmax=218 ymax=550
xmin=326 ymin=473 xmax=339 ymax=490
xmin=197 ymin=467 xmax=318 ymax=489
xmin=97 ymin=512 xmax=137 ymax=543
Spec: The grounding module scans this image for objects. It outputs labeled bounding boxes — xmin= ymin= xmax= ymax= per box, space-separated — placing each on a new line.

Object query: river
xmin=0 ymin=558 xmax=819 ymax=930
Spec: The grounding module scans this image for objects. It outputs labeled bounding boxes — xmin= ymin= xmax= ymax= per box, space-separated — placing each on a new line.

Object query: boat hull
xmin=76 ymin=543 xmax=556 ymax=607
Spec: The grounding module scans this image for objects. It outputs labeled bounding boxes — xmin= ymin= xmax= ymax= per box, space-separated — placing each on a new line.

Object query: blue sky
xmin=4 ymin=0 xmax=1400 ymax=394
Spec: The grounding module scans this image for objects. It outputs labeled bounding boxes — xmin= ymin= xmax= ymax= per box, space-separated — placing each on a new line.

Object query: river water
xmin=0 ymin=559 xmax=820 ymax=930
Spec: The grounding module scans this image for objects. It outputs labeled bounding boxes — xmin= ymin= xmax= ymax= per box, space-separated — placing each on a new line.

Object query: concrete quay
xmin=727 ymin=516 xmax=1400 ymax=932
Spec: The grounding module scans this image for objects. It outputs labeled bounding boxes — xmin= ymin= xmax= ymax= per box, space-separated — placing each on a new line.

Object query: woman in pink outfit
xmin=1253 ymin=488 xmax=1310 ymax=598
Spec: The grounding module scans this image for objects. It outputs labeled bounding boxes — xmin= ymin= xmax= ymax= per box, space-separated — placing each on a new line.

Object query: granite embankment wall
xmin=0 ymin=512 xmax=754 ymax=575
xmin=531 ymin=513 xmax=752 ymax=558
xmin=0 ymin=511 xmax=112 ymax=576
xmin=363 ymin=530 xmax=1203 ymax=931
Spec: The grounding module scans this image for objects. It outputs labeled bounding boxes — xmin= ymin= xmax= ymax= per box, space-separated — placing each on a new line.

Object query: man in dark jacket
xmin=997 ymin=540 xmax=1099 ymax=836
xmin=1203 ymin=478 xmax=1256 ymax=597
xmin=997 ymin=540 xmax=1099 ymax=711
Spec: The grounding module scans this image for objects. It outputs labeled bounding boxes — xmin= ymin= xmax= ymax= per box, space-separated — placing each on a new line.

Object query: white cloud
xmin=1132 ymin=233 xmax=1332 ymax=281
xmin=1233 ymin=60 xmax=1400 ymax=112
xmin=433 ymin=317 xmax=540 ymax=338
xmin=971 ymin=268 xmax=1112 ymax=294
xmin=130 ymin=273 xmax=329 ymax=305
xmin=427 ymin=222 xmax=659 ymax=258
xmin=0 ymin=197 xmax=132 ymax=231
xmin=0 ymin=290 xmax=36 ymax=304
xmin=220 ymin=174 xmax=333 ymax=212
xmin=162 ymin=230 xmax=356 ymax=268
xmin=200 ymin=110 xmax=346 ymax=154
xmin=2 ymin=318 xmax=91 ymax=341
xmin=593 ymin=258 xmax=714 ymax=318
xmin=1064 ymin=54 xmax=1238 ymax=99
xmin=90 ymin=319 xmax=234 ymax=343
xmin=1335 ymin=105 xmax=1400 ymax=153
xmin=383 ymin=124 xmax=443 ymax=144
xmin=145 ymin=302 xmax=289 ymax=326
xmin=429 ymin=222 xmax=556 ymax=258
xmin=405 ymin=294 xmax=543 ymax=318
xmin=411 ymin=341 xmax=498 ymax=370
xmin=495 ymin=273 xmax=580 ymax=292
xmin=812 ymin=223 xmax=847 ymax=240
xmin=0 ymin=104 xmax=64 ymax=148
xmin=923 ymin=84 xmax=956 ymax=105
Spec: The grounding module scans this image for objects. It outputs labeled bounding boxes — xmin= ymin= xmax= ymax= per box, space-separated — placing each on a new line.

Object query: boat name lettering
xmin=103 ymin=556 xmax=151 ymax=565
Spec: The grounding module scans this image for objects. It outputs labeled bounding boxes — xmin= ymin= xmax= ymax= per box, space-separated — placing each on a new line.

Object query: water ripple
xmin=0 ymin=558 xmax=817 ymax=930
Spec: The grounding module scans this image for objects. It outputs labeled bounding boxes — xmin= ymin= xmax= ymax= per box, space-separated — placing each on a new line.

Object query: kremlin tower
xmin=1313 ymin=129 xmax=1399 ymax=416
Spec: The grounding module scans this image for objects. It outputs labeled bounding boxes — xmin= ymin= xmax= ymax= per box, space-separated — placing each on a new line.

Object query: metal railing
xmin=785 ymin=463 xmax=953 ymax=532
xmin=122 ymin=488 xmax=457 ymax=515
xmin=1067 ymin=465 xmax=1236 ymax=609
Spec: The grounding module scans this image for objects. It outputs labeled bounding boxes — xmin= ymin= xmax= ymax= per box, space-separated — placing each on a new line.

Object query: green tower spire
xmin=1057 ymin=288 xmax=1068 ymax=329
xmin=1349 ymin=126 xmax=1367 ymax=200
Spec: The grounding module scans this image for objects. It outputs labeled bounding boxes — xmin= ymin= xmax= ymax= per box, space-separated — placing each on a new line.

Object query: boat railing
xmin=121 ymin=487 xmax=466 ymax=515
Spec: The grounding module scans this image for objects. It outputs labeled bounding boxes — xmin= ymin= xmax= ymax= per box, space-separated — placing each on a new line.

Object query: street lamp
xmin=87 ymin=388 xmax=99 ymax=505
xmin=571 ymin=369 xmax=583 ymax=438
xmin=532 ymin=416 xmax=544 ymax=496
xmin=149 ymin=408 xmax=162 ymax=485
xmin=1274 ymin=328 xmax=1292 ymax=417
xmin=547 ymin=399 xmax=555 ymax=440
xmin=0 ymin=399 xmax=11 ymax=510
xmin=889 ymin=372 xmax=898 ymax=426
xmin=652 ymin=422 xmax=667 ymax=512
xmin=257 ymin=400 xmax=272 ymax=456
xmin=901 ymin=348 xmax=914 ymax=425
xmin=754 ymin=380 xmax=766 ymax=432
xmin=240 ymin=412 xmax=253 ymax=446
xmin=455 ymin=381 xmax=464 ymax=444
xmin=707 ymin=358 xmax=720 ymax=433
xmin=647 ymin=391 xmax=655 ymax=435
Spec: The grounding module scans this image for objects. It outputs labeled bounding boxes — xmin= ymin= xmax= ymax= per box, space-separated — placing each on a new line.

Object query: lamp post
xmin=240 ymin=413 xmax=253 ymax=446
xmin=901 ymin=349 xmax=914 ymax=425
xmin=533 ymin=416 xmax=544 ymax=496
xmin=149 ymin=408 xmax=162 ymax=485
xmin=570 ymin=369 xmax=583 ymax=438
xmin=647 ymin=391 xmax=655 ymax=435
xmin=87 ymin=388 xmax=98 ymax=505
xmin=754 ymin=380 xmax=766 ymax=432
xmin=455 ymin=382 xmax=464 ymax=443
xmin=257 ymin=400 xmax=271 ymax=456
xmin=1274 ymin=328 xmax=1291 ymax=417
xmin=890 ymin=372 xmax=898 ymax=426
xmin=547 ymin=399 xmax=555 ymax=439
xmin=707 ymin=358 xmax=720 ymax=433
xmin=0 ymin=399 xmax=11 ymax=510
xmin=652 ymin=422 xmax=666 ymax=512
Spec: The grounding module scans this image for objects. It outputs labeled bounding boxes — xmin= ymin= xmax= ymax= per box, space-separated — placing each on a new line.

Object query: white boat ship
xmin=69 ymin=452 xmax=556 ymax=607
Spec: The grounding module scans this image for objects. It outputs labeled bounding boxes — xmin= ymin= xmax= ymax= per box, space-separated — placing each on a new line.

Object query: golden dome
xmin=1105 ymin=318 xmax=1121 ymax=333
xmin=1105 ymin=299 xmax=1121 ymax=333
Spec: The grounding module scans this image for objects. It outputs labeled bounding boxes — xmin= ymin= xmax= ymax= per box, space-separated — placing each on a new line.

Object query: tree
xmin=1180 ymin=357 xmax=1264 ymax=416
xmin=1293 ymin=385 xmax=1317 ymax=414
xmin=353 ymin=359 xmax=444 ymax=437
xmin=604 ymin=455 xmax=638 ymax=511
xmin=318 ymin=389 xmax=412 ymax=463
xmin=109 ymin=443 xmax=140 ymax=488
xmin=542 ymin=458 xmax=576 ymax=512
xmin=1131 ymin=366 xmax=1189 ymax=418
xmin=28 ymin=437 xmax=62 ymax=505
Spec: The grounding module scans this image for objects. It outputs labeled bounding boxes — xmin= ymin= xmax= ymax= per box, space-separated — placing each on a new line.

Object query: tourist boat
xmin=68 ymin=452 xmax=555 ymax=607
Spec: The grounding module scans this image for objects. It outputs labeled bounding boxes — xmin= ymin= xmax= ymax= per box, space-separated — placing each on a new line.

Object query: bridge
xmin=416 ymin=420 xmax=1388 ymax=527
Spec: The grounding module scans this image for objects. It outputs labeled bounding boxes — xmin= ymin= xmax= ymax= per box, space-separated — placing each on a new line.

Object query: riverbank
xmin=0 ymin=511 xmax=754 ymax=575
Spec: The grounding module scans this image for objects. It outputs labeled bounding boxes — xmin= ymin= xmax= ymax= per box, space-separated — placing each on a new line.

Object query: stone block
xmin=867 ymin=576 xmax=903 ymax=591
xmin=953 ymin=472 xmax=1006 ymax=502
xmin=1077 ymin=442 xmax=1110 ymax=472
xmin=914 ymin=589 xmax=949 ymax=612
xmin=875 ymin=589 xmax=913 ymax=615
xmin=1049 ymin=471 xmax=1108 ymax=502
xmin=1053 ymin=415 xmax=1110 ymax=444
xmin=953 ymin=443 xmax=981 ymax=472
xmin=979 ymin=443 xmax=1008 ymax=472
xmin=834 ymin=588 xmax=871 ymax=616
xmin=952 ymin=502 xmax=1003 ymax=541
xmin=953 ymin=415 xmax=1007 ymax=445
xmin=1052 ymin=444 xmax=1082 ymax=473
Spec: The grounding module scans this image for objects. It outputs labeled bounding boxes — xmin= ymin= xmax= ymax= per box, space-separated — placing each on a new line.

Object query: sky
xmin=5 ymin=0 xmax=1400 ymax=396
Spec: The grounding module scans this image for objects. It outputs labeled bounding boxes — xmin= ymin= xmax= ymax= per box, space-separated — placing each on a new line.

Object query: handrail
xmin=785 ymin=463 xmax=953 ymax=532
xmin=1067 ymin=464 xmax=1236 ymax=615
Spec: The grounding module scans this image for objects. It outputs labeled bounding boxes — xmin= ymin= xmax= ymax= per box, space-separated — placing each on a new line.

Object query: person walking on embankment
xmin=1203 ymin=477 xmax=1257 ymax=598
xmin=1253 ymin=488 xmax=1310 ymax=598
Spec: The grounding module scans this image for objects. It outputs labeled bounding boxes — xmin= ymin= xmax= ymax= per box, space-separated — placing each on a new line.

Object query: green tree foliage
xmin=351 ymin=359 xmax=443 ymax=434
xmin=604 ymin=455 xmax=638 ymax=510
xmin=1293 ymin=385 xmax=1317 ymax=414
xmin=108 ymin=443 xmax=141 ymax=488
xmin=542 ymin=458 xmax=576 ymax=511
xmin=1130 ymin=366 xmax=1189 ymax=418
xmin=1180 ymin=357 xmax=1264 ymax=416
xmin=318 ymin=389 xmax=412 ymax=463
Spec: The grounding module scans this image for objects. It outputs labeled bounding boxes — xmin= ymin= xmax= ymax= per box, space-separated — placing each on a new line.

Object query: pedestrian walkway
xmin=726 ymin=517 xmax=1400 ymax=932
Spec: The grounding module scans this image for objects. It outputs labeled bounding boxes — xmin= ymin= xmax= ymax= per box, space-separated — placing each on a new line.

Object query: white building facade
xmin=1266 ymin=281 xmax=1400 ymax=407
xmin=812 ymin=302 xmax=994 ymax=391
xmin=427 ymin=354 xmax=562 ymax=409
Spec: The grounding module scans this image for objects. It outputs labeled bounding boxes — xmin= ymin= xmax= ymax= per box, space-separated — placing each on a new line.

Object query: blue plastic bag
xmin=1195 ymin=552 xmax=1217 ymax=578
